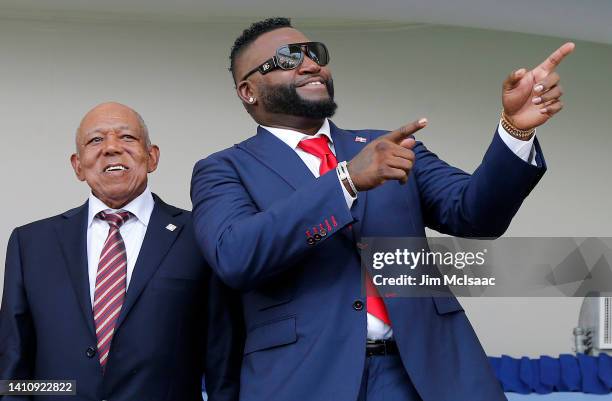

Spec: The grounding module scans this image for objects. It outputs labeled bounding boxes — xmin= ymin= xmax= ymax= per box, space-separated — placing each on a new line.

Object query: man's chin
xmin=260 ymin=83 xmax=337 ymax=119
xmin=296 ymin=89 xmax=332 ymax=103
xmin=91 ymin=183 xmax=140 ymax=208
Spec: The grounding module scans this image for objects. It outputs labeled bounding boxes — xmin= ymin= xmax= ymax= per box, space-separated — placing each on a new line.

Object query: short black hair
xmin=229 ymin=17 xmax=292 ymax=82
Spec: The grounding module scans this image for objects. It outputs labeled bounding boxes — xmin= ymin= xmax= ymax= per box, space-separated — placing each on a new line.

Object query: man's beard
xmin=259 ymin=79 xmax=337 ymax=119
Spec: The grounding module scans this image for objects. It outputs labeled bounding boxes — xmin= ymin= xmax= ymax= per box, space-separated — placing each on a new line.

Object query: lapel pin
xmin=165 ymin=224 xmax=177 ymax=232
xmin=355 ymin=136 xmax=367 ymax=143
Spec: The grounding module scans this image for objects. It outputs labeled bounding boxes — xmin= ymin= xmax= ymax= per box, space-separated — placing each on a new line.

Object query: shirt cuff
xmin=497 ymin=121 xmax=538 ymax=166
xmin=336 ymin=166 xmax=357 ymax=209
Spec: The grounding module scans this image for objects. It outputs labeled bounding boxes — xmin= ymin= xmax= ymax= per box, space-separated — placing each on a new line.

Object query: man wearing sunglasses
xmin=191 ymin=17 xmax=574 ymax=401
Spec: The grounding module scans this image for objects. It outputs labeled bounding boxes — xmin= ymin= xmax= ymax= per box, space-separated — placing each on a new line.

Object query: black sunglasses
xmin=240 ymin=42 xmax=330 ymax=82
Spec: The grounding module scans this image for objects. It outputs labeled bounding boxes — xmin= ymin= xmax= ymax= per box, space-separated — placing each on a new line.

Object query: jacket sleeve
xmin=190 ymin=153 xmax=355 ymax=290
xmin=413 ymin=130 xmax=547 ymax=237
xmin=0 ymin=229 xmax=36 ymax=396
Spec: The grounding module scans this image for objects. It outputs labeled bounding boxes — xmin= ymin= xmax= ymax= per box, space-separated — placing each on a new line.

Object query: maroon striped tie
xmin=93 ymin=211 xmax=130 ymax=371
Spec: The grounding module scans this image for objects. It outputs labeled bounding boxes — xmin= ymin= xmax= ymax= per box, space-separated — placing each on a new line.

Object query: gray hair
xmin=135 ymin=111 xmax=152 ymax=148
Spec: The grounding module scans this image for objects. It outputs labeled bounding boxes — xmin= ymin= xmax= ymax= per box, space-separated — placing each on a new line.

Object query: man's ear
xmin=147 ymin=145 xmax=160 ymax=173
xmin=70 ymin=153 xmax=86 ymax=181
xmin=237 ymin=80 xmax=256 ymax=105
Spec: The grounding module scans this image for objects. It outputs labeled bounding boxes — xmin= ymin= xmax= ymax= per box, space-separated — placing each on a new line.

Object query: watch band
xmin=337 ymin=161 xmax=358 ymax=197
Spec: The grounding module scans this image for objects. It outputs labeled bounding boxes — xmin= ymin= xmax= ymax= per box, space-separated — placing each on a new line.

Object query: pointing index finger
xmin=384 ymin=118 xmax=428 ymax=144
xmin=537 ymin=42 xmax=575 ymax=73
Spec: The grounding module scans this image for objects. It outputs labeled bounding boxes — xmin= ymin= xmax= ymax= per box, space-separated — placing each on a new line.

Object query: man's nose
xmin=297 ymin=53 xmax=321 ymax=74
xmin=102 ymin=133 xmax=123 ymax=155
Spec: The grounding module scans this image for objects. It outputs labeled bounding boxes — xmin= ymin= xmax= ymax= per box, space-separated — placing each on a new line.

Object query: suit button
xmin=353 ymin=300 xmax=364 ymax=311
xmin=320 ymin=229 xmax=327 ymax=237
xmin=313 ymin=234 xmax=322 ymax=241
xmin=86 ymin=346 xmax=97 ymax=358
xmin=307 ymin=237 xmax=316 ymax=245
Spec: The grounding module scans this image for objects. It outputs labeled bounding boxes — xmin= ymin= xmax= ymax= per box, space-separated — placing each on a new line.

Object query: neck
xmin=98 ymin=197 xmax=132 ymax=210
xmin=93 ymin=184 xmax=147 ymax=210
xmin=258 ymin=114 xmax=325 ymax=136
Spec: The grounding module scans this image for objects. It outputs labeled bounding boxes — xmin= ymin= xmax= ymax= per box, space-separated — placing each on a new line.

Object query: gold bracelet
xmin=500 ymin=111 xmax=535 ymax=139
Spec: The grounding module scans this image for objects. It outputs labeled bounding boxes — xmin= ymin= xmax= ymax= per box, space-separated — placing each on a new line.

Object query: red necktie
xmin=93 ymin=211 xmax=130 ymax=371
xmin=297 ymin=136 xmax=391 ymax=325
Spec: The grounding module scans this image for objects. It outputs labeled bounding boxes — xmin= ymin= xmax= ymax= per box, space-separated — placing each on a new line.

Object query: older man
xmin=191 ymin=18 xmax=574 ymax=401
xmin=0 ymin=102 xmax=242 ymax=401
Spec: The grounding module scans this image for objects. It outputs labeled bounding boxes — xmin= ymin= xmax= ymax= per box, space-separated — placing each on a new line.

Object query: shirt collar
xmin=260 ymin=118 xmax=332 ymax=151
xmin=87 ymin=187 xmax=154 ymax=228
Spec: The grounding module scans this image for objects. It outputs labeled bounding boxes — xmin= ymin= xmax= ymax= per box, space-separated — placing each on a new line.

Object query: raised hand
xmin=502 ymin=42 xmax=575 ymax=130
xmin=347 ymin=118 xmax=427 ymax=191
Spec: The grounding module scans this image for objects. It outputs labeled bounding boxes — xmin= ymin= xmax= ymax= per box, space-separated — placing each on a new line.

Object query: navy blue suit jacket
xmin=190 ymin=122 xmax=546 ymax=401
xmin=0 ymin=195 xmax=242 ymax=401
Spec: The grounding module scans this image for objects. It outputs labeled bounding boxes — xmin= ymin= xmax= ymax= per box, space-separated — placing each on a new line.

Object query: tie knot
xmin=297 ymin=136 xmax=332 ymax=158
xmin=97 ymin=211 xmax=131 ymax=228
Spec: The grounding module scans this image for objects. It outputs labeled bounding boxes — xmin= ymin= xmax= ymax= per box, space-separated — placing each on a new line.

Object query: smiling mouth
xmin=297 ymin=78 xmax=326 ymax=88
xmin=104 ymin=165 xmax=129 ymax=173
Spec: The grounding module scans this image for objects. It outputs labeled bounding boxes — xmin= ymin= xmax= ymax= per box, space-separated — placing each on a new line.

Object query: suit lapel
xmin=240 ymin=123 xmax=370 ymax=238
xmin=237 ymin=126 xmax=316 ymax=190
xmin=55 ymin=202 xmax=96 ymax=338
xmin=330 ymin=121 xmax=370 ymax=239
xmin=115 ymin=195 xmax=183 ymax=329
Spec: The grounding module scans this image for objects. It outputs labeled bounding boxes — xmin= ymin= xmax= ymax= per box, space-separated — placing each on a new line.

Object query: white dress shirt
xmin=86 ymin=187 xmax=154 ymax=306
xmin=261 ymin=119 xmax=537 ymax=339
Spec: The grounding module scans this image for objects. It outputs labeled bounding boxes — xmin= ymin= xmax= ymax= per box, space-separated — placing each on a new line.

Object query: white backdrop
xmin=1 ymin=16 xmax=610 ymax=357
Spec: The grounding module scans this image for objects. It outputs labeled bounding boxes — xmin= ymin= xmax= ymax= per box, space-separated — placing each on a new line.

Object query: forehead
xmin=79 ymin=105 xmax=141 ymax=136
xmin=239 ymin=27 xmax=311 ymax=72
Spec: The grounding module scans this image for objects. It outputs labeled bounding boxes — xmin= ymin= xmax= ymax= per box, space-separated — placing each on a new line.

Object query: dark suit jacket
xmin=190 ymin=121 xmax=546 ymax=401
xmin=0 ymin=195 xmax=243 ymax=401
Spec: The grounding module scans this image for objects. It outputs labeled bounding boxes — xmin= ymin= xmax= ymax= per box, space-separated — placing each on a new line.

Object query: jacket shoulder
xmin=192 ymin=135 xmax=262 ymax=174
xmin=151 ymin=194 xmax=191 ymax=222
xmin=14 ymin=204 xmax=85 ymax=235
